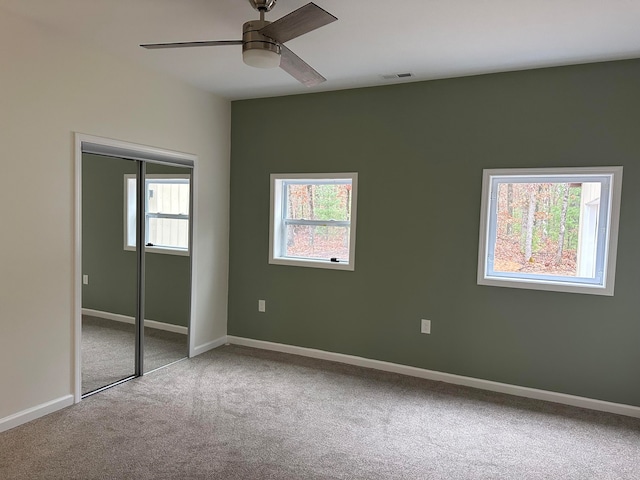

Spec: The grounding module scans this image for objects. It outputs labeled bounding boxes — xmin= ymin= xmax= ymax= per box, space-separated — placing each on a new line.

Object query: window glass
xmin=285 ymin=183 xmax=352 ymax=222
xmin=491 ymin=181 xmax=601 ymax=279
xmin=284 ymin=224 xmax=350 ymax=261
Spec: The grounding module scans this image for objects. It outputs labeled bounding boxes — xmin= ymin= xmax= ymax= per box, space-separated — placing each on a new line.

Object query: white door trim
xmin=74 ymin=133 xmax=198 ymax=403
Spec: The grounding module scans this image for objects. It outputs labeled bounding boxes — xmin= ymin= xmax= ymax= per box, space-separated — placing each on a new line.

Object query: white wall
xmin=0 ymin=9 xmax=230 ymax=421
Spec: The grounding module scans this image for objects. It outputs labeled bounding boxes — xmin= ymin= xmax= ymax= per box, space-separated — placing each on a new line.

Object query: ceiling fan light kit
xmin=141 ymin=1 xmax=337 ymax=86
xmin=242 ymin=47 xmax=281 ymax=69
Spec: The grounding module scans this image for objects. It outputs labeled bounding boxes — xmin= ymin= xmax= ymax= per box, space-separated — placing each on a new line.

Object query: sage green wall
xmin=82 ymin=154 xmax=191 ymax=327
xmin=229 ymin=59 xmax=640 ymax=407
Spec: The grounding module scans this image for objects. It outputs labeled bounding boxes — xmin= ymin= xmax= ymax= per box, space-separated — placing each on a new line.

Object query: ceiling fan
xmin=141 ymin=0 xmax=337 ymax=87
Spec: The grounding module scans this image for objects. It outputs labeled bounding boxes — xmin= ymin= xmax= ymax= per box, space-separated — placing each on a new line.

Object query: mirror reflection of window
xmin=124 ymin=175 xmax=190 ymax=255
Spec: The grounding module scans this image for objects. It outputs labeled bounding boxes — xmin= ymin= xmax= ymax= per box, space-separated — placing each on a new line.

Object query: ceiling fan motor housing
xmin=242 ymin=20 xmax=281 ymax=67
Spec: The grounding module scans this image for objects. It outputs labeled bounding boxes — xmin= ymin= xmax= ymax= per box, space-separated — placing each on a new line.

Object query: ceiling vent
xmin=381 ymin=72 xmax=414 ymax=80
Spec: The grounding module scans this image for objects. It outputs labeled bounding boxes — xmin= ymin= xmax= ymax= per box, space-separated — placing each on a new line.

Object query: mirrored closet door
xmin=81 ymin=150 xmax=192 ymax=396
xmin=142 ymin=163 xmax=191 ymax=374
xmin=81 ymin=154 xmax=138 ymax=395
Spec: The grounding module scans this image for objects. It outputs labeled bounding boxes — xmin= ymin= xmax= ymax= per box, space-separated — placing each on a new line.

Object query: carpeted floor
xmin=82 ymin=315 xmax=188 ymax=394
xmin=2 ymin=345 xmax=639 ymax=479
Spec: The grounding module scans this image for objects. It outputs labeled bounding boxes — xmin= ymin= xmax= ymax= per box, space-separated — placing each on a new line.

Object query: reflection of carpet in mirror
xmin=81 ymin=315 xmax=187 ymax=394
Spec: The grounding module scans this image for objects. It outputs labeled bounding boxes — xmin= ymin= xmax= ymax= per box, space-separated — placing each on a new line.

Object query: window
xmin=125 ymin=174 xmax=190 ymax=256
xmin=269 ymin=173 xmax=358 ymax=270
xmin=477 ymin=167 xmax=622 ymax=295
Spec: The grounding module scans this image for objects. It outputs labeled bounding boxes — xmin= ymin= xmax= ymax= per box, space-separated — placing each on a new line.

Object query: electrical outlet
xmin=421 ymin=319 xmax=431 ymax=334
xmin=82 ymin=275 xmax=89 ymax=285
xmin=258 ymin=299 xmax=266 ymax=312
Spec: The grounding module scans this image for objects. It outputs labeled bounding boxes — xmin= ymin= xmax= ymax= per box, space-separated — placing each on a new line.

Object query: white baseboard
xmin=192 ymin=335 xmax=228 ymax=357
xmin=0 ymin=395 xmax=74 ymax=433
xmin=226 ymin=336 xmax=640 ymax=419
xmin=82 ymin=308 xmax=188 ymax=335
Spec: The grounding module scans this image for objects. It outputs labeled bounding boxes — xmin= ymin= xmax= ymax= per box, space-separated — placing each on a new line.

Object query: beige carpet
xmin=2 ymin=345 xmax=639 ymax=479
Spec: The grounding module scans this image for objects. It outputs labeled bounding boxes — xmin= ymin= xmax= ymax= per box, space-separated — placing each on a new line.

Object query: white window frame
xmin=124 ymin=174 xmax=190 ymax=256
xmin=477 ymin=166 xmax=623 ymax=296
xmin=269 ymin=173 xmax=358 ymax=271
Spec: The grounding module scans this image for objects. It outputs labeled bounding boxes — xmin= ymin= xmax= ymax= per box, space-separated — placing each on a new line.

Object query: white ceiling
xmin=2 ymin=0 xmax=640 ymax=100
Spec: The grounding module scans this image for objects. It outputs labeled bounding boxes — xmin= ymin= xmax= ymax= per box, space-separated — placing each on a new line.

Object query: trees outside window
xmin=269 ymin=173 xmax=358 ymax=270
xmin=478 ymin=167 xmax=623 ymax=295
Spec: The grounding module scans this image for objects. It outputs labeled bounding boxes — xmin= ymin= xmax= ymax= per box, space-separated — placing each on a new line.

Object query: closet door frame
xmin=74 ymin=133 xmax=197 ymax=403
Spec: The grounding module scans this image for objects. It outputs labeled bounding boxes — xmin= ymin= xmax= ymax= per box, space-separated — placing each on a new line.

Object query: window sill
xmin=478 ymin=275 xmax=613 ymax=296
xmin=124 ymin=245 xmax=189 ymax=257
xmin=269 ymin=256 xmax=354 ymax=271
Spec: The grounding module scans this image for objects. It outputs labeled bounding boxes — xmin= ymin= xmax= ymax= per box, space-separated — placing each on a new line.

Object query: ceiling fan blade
xmin=280 ymin=45 xmax=326 ymax=87
xmin=140 ymin=40 xmax=242 ymax=49
xmin=259 ymin=3 xmax=337 ymax=44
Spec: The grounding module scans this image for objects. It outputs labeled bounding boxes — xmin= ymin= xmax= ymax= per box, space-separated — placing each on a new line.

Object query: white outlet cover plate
xmin=421 ymin=319 xmax=431 ymax=334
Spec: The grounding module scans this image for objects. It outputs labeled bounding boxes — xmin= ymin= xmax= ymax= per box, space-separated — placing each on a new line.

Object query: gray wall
xmin=229 ymin=59 xmax=640 ymax=407
xmin=82 ymin=154 xmax=191 ymax=327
